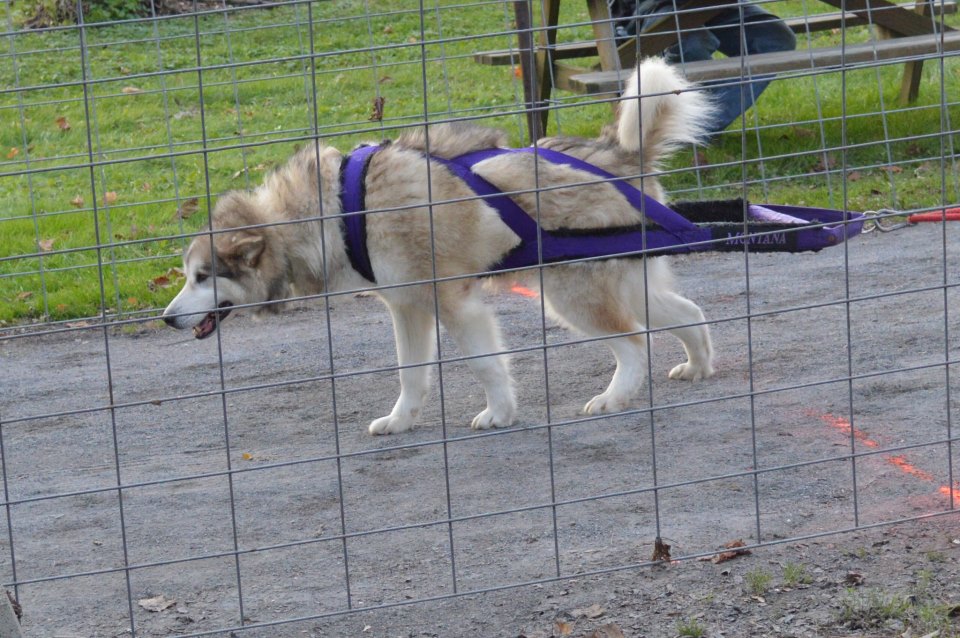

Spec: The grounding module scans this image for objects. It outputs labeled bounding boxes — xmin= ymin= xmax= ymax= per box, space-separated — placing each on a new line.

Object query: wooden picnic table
xmin=478 ymin=0 xmax=957 ymax=140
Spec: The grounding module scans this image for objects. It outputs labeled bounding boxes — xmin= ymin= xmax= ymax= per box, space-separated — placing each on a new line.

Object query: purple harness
xmin=339 ymin=145 xmax=864 ymax=283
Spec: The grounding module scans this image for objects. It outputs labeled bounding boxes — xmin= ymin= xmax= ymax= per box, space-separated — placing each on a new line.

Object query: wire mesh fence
xmin=1 ymin=0 xmax=959 ymax=635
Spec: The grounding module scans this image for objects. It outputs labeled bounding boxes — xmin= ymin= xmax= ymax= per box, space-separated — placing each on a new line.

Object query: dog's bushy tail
xmin=616 ymin=58 xmax=714 ymax=166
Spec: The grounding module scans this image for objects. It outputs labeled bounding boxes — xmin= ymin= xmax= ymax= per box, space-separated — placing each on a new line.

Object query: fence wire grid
xmin=1 ymin=0 xmax=960 ymax=635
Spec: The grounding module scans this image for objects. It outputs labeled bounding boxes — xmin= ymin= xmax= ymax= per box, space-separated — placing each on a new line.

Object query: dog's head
xmin=162 ymin=191 xmax=289 ymax=339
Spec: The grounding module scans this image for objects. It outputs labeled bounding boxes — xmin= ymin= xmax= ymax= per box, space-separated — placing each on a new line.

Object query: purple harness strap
xmin=338 ymin=144 xmax=864 ymax=282
xmin=339 ymin=144 xmax=379 ymax=283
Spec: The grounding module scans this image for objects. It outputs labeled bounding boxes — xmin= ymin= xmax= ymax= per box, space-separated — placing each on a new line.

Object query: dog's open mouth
xmin=193 ymin=302 xmax=234 ymax=340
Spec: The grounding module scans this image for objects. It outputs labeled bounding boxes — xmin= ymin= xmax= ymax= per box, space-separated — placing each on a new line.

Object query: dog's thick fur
xmin=163 ymin=59 xmax=716 ymax=435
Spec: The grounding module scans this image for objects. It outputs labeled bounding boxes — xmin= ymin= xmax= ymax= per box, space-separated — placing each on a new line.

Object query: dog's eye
xmin=195 ymin=273 xmax=209 ymax=284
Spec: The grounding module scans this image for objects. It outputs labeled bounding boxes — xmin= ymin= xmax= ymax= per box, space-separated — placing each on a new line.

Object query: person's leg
xmin=698 ymin=3 xmax=797 ymax=131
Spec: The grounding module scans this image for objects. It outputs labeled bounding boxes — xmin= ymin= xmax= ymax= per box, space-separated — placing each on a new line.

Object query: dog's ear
xmin=222 ymin=231 xmax=265 ymax=267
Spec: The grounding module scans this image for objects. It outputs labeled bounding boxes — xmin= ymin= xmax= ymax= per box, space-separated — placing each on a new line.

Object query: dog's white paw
xmin=668 ymin=361 xmax=715 ymax=381
xmin=471 ymin=406 xmax=516 ymax=430
xmin=583 ymin=393 xmax=629 ymax=415
xmin=369 ymin=414 xmax=415 ymax=436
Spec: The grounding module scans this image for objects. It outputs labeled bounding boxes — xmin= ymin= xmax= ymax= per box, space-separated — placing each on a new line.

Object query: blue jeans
xmin=631 ymin=1 xmax=797 ymax=132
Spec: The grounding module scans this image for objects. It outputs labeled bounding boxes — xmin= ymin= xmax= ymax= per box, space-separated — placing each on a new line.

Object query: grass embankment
xmin=1 ymin=0 xmax=958 ymax=325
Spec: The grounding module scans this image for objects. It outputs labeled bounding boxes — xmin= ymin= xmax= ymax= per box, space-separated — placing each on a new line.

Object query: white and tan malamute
xmin=163 ymin=59 xmax=716 ymax=435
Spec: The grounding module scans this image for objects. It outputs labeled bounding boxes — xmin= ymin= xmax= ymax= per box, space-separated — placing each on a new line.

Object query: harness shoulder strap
xmin=339 ymin=145 xmax=379 ymax=283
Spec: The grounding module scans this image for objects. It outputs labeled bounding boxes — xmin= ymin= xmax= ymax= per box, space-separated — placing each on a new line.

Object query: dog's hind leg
xmin=438 ymin=281 xmax=516 ymax=429
xmin=542 ymin=277 xmax=648 ymax=415
xmin=369 ymin=293 xmax=438 ymax=435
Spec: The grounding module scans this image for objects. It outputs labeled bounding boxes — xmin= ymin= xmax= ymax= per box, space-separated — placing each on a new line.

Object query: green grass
xmin=676 ymin=617 xmax=707 ymax=637
xmin=744 ymin=567 xmax=773 ymax=596
xmin=782 ymin=561 xmax=813 ymax=587
xmin=837 ymin=572 xmax=960 ymax=636
xmin=2 ymin=0 xmax=959 ymax=325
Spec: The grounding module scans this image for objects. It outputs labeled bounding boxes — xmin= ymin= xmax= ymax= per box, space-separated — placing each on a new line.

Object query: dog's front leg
xmin=438 ymin=284 xmax=517 ymax=430
xmin=369 ymin=299 xmax=437 ymax=435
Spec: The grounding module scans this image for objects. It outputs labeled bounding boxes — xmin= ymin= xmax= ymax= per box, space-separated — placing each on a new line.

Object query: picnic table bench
xmin=476 ymin=0 xmax=958 ymax=139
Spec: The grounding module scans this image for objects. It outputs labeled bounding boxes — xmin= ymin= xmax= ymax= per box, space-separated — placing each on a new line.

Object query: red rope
xmin=906 ymin=207 xmax=960 ymax=223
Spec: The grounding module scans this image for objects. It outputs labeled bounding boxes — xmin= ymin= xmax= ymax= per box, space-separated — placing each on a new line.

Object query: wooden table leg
xmin=515 ymin=0 xmax=561 ymax=142
xmin=898 ymin=0 xmax=934 ymax=103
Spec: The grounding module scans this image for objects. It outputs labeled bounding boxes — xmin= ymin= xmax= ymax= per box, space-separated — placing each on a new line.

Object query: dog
xmin=163 ymin=58 xmax=716 ymax=435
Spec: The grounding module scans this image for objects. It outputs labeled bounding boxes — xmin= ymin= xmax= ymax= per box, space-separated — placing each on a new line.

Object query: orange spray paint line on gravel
xmin=510 ymin=284 xmax=539 ymax=299
xmin=810 ymin=410 xmax=957 ymax=504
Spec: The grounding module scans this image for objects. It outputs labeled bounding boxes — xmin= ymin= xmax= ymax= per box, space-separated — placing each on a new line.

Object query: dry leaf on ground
xmin=571 ymin=603 xmax=605 ymax=619
xmin=138 ymin=594 xmax=175 ymax=612
xmin=587 ymin=624 xmax=626 ymax=638
xmin=700 ymin=539 xmax=751 ymax=564
xmin=651 ymin=537 xmax=672 ymax=561
xmin=176 ymin=197 xmax=200 ymax=220
xmin=369 ymin=96 xmax=386 ymax=122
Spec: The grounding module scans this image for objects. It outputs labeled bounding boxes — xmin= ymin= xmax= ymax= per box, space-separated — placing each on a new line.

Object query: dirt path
xmin=1 ymin=223 xmax=958 ymax=636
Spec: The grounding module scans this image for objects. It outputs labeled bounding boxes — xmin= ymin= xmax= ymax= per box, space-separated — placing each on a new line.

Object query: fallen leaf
xmin=148 ymin=268 xmax=183 ymax=291
xmin=844 ymin=571 xmax=864 ymax=586
xmin=847 ymin=170 xmax=862 ymax=182
xmin=883 ymin=165 xmax=904 ymax=174
xmin=6 ymin=147 xmax=19 ymax=159
xmin=121 ymin=86 xmax=143 ymax=94
xmin=813 ymin=155 xmax=837 ymax=172
xmin=176 ymin=197 xmax=200 ymax=220
xmin=138 ymin=595 xmax=175 ymax=612
xmin=70 ymin=194 xmax=84 ymax=208
xmin=15 ymin=291 xmax=33 ymax=301
xmin=513 ymin=65 xmax=522 ymax=79
xmin=6 ymin=592 xmax=20 ymax=622
xmin=587 ymin=624 xmax=626 ymax=638
xmin=103 ymin=191 xmax=118 ymax=205
xmin=172 ymin=107 xmax=198 ymax=120
xmin=702 ymin=539 xmax=751 ymax=564
xmin=241 ymin=452 xmax=253 ymax=460
xmin=651 ymin=537 xmax=671 ymax=561
xmin=369 ymin=96 xmax=386 ymax=122
xmin=38 ymin=238 xmax=54 ymax=252
xmin=55 ymin=115 xmax=71 ymax=131
xmin=572 ymin=603 xmax=605 ymax=619
xmin=127 ymin=297 xmax=139 ymax=306
xmin=382 ymin=25 xmax=394 ymax=34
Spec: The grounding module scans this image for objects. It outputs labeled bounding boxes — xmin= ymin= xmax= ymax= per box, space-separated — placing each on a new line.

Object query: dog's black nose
xmin=162 ymin=314 xmax=176 ymax=327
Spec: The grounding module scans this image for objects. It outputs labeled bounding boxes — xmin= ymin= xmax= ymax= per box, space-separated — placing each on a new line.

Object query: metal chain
xmin=861 ymin=209 xmax=912 ymax=233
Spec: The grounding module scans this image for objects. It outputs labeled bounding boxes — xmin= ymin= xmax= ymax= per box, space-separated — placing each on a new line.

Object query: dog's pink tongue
xmin=193 ymin=314 xmax=217 ymax=339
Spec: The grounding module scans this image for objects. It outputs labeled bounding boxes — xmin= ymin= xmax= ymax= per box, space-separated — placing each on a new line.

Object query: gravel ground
xmin=1 ymin=221 xmax=959 ymax=637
